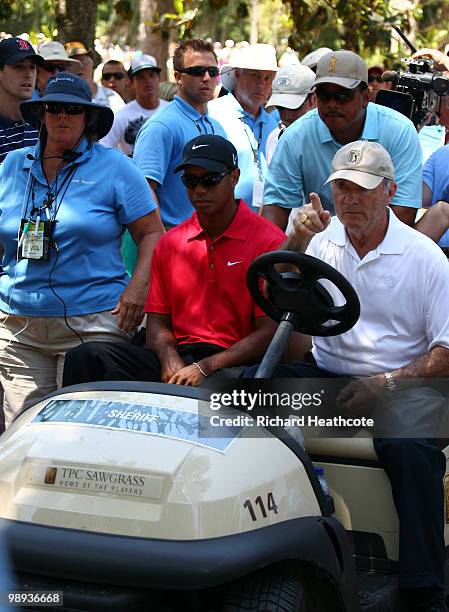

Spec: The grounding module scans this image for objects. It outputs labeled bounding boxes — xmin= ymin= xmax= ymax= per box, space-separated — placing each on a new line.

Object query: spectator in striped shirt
xmin=0 ymin=37 xmax=43 ymax=165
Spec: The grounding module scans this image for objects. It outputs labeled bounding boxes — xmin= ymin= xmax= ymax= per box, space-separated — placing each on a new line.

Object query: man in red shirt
xmin=63 ymin=135 xmax=286 ymax=387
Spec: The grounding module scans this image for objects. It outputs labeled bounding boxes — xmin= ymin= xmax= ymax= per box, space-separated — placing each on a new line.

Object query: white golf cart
xmin=0 ymin=252 xmax=447 ymax=611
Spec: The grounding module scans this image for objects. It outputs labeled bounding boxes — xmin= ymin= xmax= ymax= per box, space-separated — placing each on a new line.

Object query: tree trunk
xmin=55 ymin=0 xmax=100 ymax=49
xmin=249 ymin=0 xmax=259 ymax=44
xmin=139 ymin=0 xmax=174 ymax=81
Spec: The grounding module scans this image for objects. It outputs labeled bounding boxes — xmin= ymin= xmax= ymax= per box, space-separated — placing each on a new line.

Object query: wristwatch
xmin=384 ymin=372 xmax=397 ymax=395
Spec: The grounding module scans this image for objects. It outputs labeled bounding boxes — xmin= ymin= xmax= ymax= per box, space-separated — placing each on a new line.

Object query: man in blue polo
xmin=0 ymin=37 xmax=43 ymax=164
xmin=133 ymin=39 xmax=226 ymax=229
xmin=208 ymin=43 xmax=279 ymax=210
xmin=261 ymin=50 xmax=423 ymax=232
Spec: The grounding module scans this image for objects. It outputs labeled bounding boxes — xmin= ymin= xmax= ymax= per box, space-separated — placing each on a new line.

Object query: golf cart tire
xmin=222 ymin=566 xmax=306 ymax=611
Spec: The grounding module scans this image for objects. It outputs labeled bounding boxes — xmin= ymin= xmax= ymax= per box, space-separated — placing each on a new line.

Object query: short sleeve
xmin=113 ymin=154 xmax=157 ymax=224
xmin=144 ymin=238 xmax=170 ymax=314
xmin=425 ymin=254 xmax=449 ymax=350
xmin=388 ymin=121 xmax=422 ymax=209
xmin=133 ymin=119 xmax=175 ymax=185
xmin=422 ymin=150 xmax=436 ymax=193
xmin=263 ymin=126 xmax=305 ymax=210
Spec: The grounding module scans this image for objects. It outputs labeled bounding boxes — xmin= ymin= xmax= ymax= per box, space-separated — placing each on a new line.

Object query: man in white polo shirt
xmin=253 ymin=141 xmax=449 ymax=612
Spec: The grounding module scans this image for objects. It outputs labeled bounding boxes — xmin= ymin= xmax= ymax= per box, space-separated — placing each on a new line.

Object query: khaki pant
xmin=0 ymin=311 xmax=129 ymax=428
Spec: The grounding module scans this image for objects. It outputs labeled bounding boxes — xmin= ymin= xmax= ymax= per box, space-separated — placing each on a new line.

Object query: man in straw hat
xmin=208 ymin=43 xmax=279 ymax=210
xmin=35 ymin=41 xmax=81 ymax=97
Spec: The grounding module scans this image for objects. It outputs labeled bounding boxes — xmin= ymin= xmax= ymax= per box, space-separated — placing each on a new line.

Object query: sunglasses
xmin=177 ymin=65 xmax=220 ymax=78
xmin=315 ymin=87 xmax=358 ymax=103
xmin=43 ymin=63 xmax=68 ymax=73
xmin=368 ymin=76 xmax=383 ymax=84
xmin=181 ymin=170 xmax=231 ymax=189
xmin=44 ymin=102 xmax=86 ymax=115
xmin=102 ymin=72 xmax=126 ymax=81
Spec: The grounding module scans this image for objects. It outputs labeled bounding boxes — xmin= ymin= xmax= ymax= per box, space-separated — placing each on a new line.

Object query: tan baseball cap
xmin=315 ymin=50 xmax=368 ymax=89
xmin=267 ymin=64 xmax=315 ymax=109
xmin=325 ymin=141 xmax=395 ymax=189
xmin=38 ymin=41 xmax=81 ymax=66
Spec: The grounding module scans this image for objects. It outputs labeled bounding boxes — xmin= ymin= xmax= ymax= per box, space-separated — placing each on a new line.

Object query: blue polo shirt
xmin=133 ymin=95 xmax=226 ymax=227
xmin=264 ymin=103 xmax=422 ymax=216
xmin=0 ymin=139 xmax=157 ymax=316
xmin=208 ymin=93 xmax=278 ymax=209
xmin=423 ymin=144 xmax=449 ymax=248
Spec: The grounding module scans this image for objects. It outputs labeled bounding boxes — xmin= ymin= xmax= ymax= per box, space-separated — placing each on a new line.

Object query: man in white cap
xmin=254 ymin=141 xmax=449 ymax=612
xmin=261 ymin=50 xmax=432 ymax=238
xmin=100 ymin=54 xmax=169 ymax=156
xmin=301 ymin=47 xmax=333 ymax=72
xmin=208 ymin=43 xmax=279 ymax=210
xmin=35 ymin=41 xmax=81 ymax=97
xmin=265 ymin=63 xmax=316 ymax=164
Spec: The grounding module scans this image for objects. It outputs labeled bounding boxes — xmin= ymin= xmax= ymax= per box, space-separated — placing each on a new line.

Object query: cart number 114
xmin=243 ymin=492 xmax=278 ymax=521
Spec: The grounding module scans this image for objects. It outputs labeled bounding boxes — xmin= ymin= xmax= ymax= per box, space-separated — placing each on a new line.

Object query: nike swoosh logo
xmin=191 ymin=144 xmax=209 ymax=150
xmin=227 ymin=260 xmax=243 ymax=267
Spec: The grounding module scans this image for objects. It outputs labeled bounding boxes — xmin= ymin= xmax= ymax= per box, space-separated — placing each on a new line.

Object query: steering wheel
xmin=247 ymin=251 xmax=360 ymax=337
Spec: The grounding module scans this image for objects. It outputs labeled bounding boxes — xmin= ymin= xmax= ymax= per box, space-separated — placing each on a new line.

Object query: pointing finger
xmin=309 ymin=192 xmax=323 ymax=214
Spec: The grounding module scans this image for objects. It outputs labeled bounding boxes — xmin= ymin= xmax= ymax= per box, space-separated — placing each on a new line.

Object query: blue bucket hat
xmin=21 ymin=72 xmax=114 ymax=139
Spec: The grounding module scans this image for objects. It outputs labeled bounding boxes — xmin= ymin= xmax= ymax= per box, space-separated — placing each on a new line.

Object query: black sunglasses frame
xmin=102 ymin=72 xmax=126 ymax=81
xmin=177 ymin=65 xmax=220 ymax=78
xmin=42 ymin=63 xmax=68 ymax=73
xmin=43 ymin=102 xmax=86 ymax=115
xmin=181 ymin=169 xmax=232 ymax=189
xmin=315 ymin=86 xmax=359 ymax=103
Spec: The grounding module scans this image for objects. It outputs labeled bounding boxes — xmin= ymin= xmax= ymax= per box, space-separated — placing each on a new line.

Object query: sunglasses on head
xmin=44 ymin=102 xmax=86 ymax=115
xmin=368 ymin=75 xmax=383 ymax=84
xmin=178 ymin=65 xmax=220 ymax=78
xmin=43 ymin=63 xmax=68 ymax=73
xmin=315 ymin=87 xmax=358 ymax=103
xmin=181 ymin=169 xmax=231 ymax=189
xmin=102 ymin=72 xmax=126 ymax=81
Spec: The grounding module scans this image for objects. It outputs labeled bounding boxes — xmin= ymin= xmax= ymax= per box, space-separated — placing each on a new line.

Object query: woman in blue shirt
xmin=0 ymin=73 xmax=164 ymax=427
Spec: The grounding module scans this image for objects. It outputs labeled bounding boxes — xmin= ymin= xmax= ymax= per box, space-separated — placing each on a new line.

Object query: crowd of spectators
xmin=0 ymin=28 xmax=449 ymax=611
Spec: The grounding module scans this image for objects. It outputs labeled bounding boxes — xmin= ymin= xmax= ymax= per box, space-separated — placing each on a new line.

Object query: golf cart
xmin=0 ymin=252 xmax=447 ymax=611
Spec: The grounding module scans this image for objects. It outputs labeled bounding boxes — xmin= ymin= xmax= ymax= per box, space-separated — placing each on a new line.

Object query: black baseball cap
xmin=0 ymin=37 xmax=43 ymax=66
xmin=175 ymin=135 xmax=238 ymax=173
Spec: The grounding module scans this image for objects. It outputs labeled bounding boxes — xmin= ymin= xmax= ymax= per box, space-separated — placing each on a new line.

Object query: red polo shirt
xmin=145 ymin=201 xmax=286 ymax=348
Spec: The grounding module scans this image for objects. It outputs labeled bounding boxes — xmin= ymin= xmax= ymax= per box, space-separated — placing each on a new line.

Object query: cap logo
xmin=191 ymin=144 xmax=208 ymax=150
xmin=348 ymin=150 xmax=361 ymax=164
xmin=276 ymin=76 xmax=290 ymax=87
xmin=233 ymin=154 xmax=237 ymax=165
xmin=328 ymin=56 xmax=337 ymax=73
xmin=18 ymin=39 xmax=30 ymax=51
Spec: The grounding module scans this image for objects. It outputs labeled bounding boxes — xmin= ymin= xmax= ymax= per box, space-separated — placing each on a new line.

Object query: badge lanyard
xmin=241 ymin=118 xmax=264 ymax=207
xmin=19 ymin=164 xmax=78 ymax=262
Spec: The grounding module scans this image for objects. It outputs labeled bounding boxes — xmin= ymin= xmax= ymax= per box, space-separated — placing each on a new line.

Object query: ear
xmin=388 ymin=181 xmax=398 ymax=202
xmin=174 ymin=70 xmax=182 ymax=86
xmin=231 ymin=167 xmax=240 ymax=186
